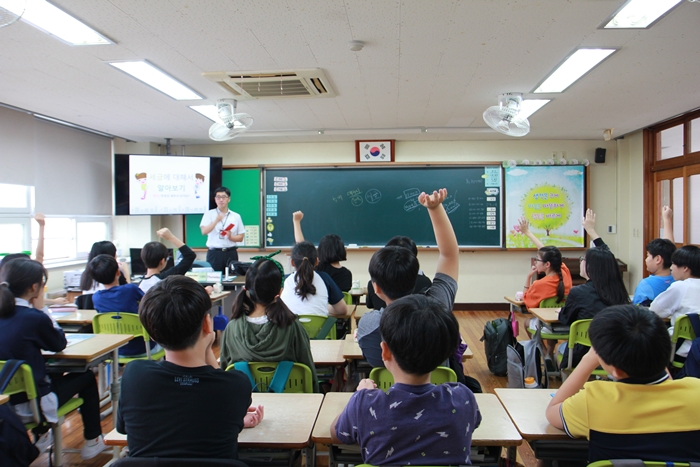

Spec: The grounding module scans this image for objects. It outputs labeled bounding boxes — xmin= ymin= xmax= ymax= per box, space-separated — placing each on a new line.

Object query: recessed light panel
xmin=534 ymin=49 xmax=617 ymax=94
xmin=603 ymin=0 xmax=682 ymax=29
xmin=108 ymin=61 xmax=202 ymax=101
xmin=519 ymin=100 xmax=551 ymax=119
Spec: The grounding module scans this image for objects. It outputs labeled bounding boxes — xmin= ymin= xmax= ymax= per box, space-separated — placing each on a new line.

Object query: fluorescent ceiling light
xmin=603 ymin=0 xmax=682 ymax=29
xmin=190 ymin=105 xmax=221 ymax=122
xmin=0 ymin=0 xmax=112 ymax=45
xmin=519 ymin=99 xmax=551 ymax=119
xmin=534 ymin=48 xmax=617 ymax=93
xmin=108 ymin=61 xmax=203 ymax=100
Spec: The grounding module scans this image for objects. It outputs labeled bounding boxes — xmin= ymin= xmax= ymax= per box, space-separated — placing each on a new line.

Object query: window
xmin=646 ymin=108 xmax=700 ymax=253
xmin=0 ymin=184 xmax=34 ymax=256
xmin=31 ymin=216 xmax=112 ymax=264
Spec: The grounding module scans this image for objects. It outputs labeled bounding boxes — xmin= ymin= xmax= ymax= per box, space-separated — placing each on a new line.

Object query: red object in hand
xmin=219 ymin=224 xmax=235 ymax=238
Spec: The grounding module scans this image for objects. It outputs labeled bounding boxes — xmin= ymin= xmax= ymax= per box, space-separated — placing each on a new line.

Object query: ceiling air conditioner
xmin=203 ymin=68 xmax=336 ymax=100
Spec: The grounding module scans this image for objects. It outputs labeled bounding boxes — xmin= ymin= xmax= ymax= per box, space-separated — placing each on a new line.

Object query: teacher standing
xmin=200 ymin=187 xmax=245 ymax=272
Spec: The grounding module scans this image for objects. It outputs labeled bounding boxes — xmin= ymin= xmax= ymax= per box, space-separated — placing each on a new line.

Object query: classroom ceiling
xmin=1 ymin=0 xmax=700 ymax=145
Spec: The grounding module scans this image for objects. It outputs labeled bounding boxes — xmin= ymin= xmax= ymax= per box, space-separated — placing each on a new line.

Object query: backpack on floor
xmin=507 ymin=326 xmax=549 ymax=388
xmin=676 ymin=313 xmax=700 ymax=380
xmin=480 ymin=311 xmax=517 ymax=376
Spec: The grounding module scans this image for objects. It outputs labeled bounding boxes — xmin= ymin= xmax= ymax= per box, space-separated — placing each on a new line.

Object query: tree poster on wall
xmin=505 ymin=165 xmax=585 ymax=248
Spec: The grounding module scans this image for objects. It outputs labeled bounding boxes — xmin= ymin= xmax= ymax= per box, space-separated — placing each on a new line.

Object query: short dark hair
xmin=646 ymin=238 xmax=676 ymax=269
xmin=379 ymin=294 xmax=459 ymax=375
xmin=318 ymin=234 xmax=347 ymax=264
xmin=385 ymin=235 xmax=418 ymax=257
xmin=231 ymin=258 xmax=296 ymax=327
xmin=80 ymin=241 xmax=117 ymax=290
xmin=141 ymin=241 xmax=169 ymax=269
xmin=214 ymin=187 xmax=230 ymax=198
xmin=139 ymin=276 xmax=211 ymax=350
xmin=0 ymin=259 xmax=47 ymax=318
xmin=369 ymin=246 xmax=419 ymax=301
xmin=589 ymin=305 xmax=671 ymax=378
xmin=87 ymin=254 xmax=119 ymax=285
xmin=0 ymin=253 xmax=31 ymax=270
xmin=672 ymin=245 xmax=700 ymax=277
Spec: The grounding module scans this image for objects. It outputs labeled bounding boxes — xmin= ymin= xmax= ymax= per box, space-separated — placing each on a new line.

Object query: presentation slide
xmin=129 ymin=155 xmax=211 ymax=215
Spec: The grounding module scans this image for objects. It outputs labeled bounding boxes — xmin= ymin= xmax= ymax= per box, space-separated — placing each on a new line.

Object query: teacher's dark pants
xmin=207 ymin=247 xmax=239 ymax=272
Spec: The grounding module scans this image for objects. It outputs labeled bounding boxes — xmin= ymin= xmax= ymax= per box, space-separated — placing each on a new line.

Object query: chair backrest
xmin=672 ymin=314 xmax=697 ymax=344
xmin=369 ymin=366 xmax=457 ymax=392
xmin=75 ymin=293 xmax=94 ymax=310
xmin=342 ymin=291 xmax=353 ymax=305
xmin=0 ymin=361 xmax=41 ymax=424
xmin=539 ymin=296 xmax=566 ymax=308
xmin=225 ymin=362 xmax=314 ymax=393
xmin=93 ymin=312 xmax=153 ymax=358
xmin=297 ymin=315 xmax=337 ymax=340
xmin=567 ymin=319 xmax=592 ymax=369
xmin=113 ymin=457 xmax=249 ymax=467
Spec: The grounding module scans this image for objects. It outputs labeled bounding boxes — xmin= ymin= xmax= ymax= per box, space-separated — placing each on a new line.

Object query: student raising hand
xmin=418 ymin=188 xmax=447 ymax=209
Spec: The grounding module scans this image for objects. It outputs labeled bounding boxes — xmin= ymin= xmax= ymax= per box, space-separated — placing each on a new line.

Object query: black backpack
xmin=480 ymin=311 xmax=517 ymax=376
xmin=0 ymin=360 xmax=40 ymax=467
xmin=676 ymin=314 xmax=700 ymax=380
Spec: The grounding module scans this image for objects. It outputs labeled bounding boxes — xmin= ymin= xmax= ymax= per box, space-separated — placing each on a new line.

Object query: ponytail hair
xmin=231 ymin=258 xmax=296 ymax=327
xmin=0 ymin=258 xmax=47 ymax=318
xmin=291 ymin=241 xmax=317 ymax=301
xmin=539 ymin=246 xmax=565 ymax=303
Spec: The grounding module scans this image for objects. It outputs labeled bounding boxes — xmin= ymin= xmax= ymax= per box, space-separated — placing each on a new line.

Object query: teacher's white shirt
xmin=200 ymin=209 xmax=245 ymax=248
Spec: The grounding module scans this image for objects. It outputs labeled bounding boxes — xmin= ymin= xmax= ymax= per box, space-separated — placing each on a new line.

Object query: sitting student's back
xmin=546 ymin=305 xmax=700 ymax=463
xmin=332 ymin=294 xmax=480 ymax=465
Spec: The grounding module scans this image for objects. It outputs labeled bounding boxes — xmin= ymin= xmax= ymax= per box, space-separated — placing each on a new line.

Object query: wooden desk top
xmin=53 ymin=309 xmax=97 ymax=325
xmin=494 ymin=388 xmax=568 ymax=441
xmin=310 ymin=340 xmax=346 ymax=366
xmin=0 ymin=394 xmax=8 ymax=405
xmin=342 ymin=334 xmax=364 ymax=360
xmin=348 ymin=288 xmax=366 ymax=297
xmin=528 ymin=308 xmax=561 ymax=324
xmin=209 ymin=291 xmax=232 ymax=302
xmin=312 ymin=392 xmax=521 ymax=447
xmin=504 ymin=295 xmax=525 ymax=307
xmin=463 ymin=346 xmax=474 ymax=360
xmin=43 ymin=334 xmax=133 ymax=361
xmin=106 ymin=393 xmax=324 ymax=449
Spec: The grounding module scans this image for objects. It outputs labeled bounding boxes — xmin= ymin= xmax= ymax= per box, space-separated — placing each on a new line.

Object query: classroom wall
xmin=181 ymin=138 xmax=643 ymax=304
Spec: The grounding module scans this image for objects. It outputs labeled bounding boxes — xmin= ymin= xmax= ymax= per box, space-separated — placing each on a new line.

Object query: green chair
xmin=671 ymin=314 xmax=696 ymax=369
xmin=0 ymin=360 xmax=84 ymax=467
xmin=298 ymin=314 xmax=337 ymax=340
xmin=342 ymin=291 xmax=353 ymax=305
xmin=558 ymin=319 xmax=608 ymax=379
xmin=92 ymin=312 xmax=165 ymax=363
xmin=369 ymin=366 xmax=457 ymax=392
xmin=588 ymin=462 xmax=694 ymax=467
xmin=225 ymin=361 xmax=314 ymax=393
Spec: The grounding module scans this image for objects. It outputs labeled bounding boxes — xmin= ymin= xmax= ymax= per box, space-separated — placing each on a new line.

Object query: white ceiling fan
xmin=208 ymin=99 xmax=254 ymax=141
xmin=482 ymin=93 xmax=530 ymax=137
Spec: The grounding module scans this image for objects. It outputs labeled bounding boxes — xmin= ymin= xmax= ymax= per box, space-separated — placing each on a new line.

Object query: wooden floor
xmin=31 ymin=310 xmax=558 ymax=467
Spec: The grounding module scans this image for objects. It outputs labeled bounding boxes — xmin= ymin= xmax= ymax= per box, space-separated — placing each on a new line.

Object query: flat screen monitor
xmin=114 ymin=154 xmax=223 ymax=215
xmin=130 ymin=248 xmax=174 ymax=276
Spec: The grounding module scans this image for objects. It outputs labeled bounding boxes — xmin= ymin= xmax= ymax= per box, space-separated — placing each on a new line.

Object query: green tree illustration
xmin=521 ymin=184 xmax=571 ymax=236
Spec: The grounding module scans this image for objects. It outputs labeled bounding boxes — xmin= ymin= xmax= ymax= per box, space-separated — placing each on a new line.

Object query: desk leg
xmin=506 ymin=445 xmax=516 ymax=463
xmin=304 ymin=442 xmax=316 ymax=467
xmin=110 ymin=349 xmax=120 ymax=417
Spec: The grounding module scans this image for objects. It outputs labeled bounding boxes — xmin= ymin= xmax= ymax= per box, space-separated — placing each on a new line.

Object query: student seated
xmin=0 ymin=258 xmax=105 ymax=458
xmin=650 ymin=244 xmax=700 ymax=357
xmin=558 ymin=210 xmax=630 ymax=366
xmin=292 ymin=211 xmax=353 ymax=292
xmin=357 ymin=189 xmax=459 ymax=368
xmin=280 ymin=241 xmax=347 ymax=318
xmin=633 ymin=206 xmax=676 ymax=306
xmin=546 ymin=305 xmax=700 ymax=463
xmin=89 ymin=254 xmax=155 ymax=357
xmin=219 ymin=255 xmax=318 ymax=392
xmin=117 ymin=275 xmax=263 ymax=459
xmin=365 ymin=235 xmax=432 ymax=310
xmin=80 ymin=241 xmax=130 ymax=293
xmin=331 ymin=294 xmax=481 ymax=465
xmin=138 ymin=228 xmax=196 ymax=293
xmin=518 ymin=217 xmax=572 ymax=309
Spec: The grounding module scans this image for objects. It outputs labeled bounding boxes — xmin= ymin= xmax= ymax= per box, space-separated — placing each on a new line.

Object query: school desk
xmin=104 ymin=393 xmax=324 ymax=466
xmin=493 ymin=388 xmax=568 ymax=440
xmin=528 ymin=307 xmax=561 ymax=324
xmin=0 ymin=394 xmax=8 ymax=405
xmin=310 ymin=340 xmax=346 ymax=366
xmin=209 ymin=290 xmax=231 ymax=308
xmin=311 ymin=392 xmax=522 ymax=462
xmin=504 ymin=295 xmax=526 ymax=313
xmin=341 ymin=334 xmax=474 ymax=361
xmin=52 ymin=309 xmax=97 ymax=333
xmin=42 ymin=333 xmax=133 ymax=466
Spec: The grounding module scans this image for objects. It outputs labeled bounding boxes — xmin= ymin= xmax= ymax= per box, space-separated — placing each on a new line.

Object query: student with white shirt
xmin=199 ymin=187 xmax=245 ymax=272
xmin=650 ymin=245 xmax=700 ymax=357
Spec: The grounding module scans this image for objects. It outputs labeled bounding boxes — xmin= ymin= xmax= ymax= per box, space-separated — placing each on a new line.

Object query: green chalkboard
xmin=185 ymin=168 xmax=261 ymax=248
xmin=264 ymin=166 xmax=502 ymax=248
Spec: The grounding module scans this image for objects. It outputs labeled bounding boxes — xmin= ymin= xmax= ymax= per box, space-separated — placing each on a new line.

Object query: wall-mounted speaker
xmin=595 ymin=147 xmax=606 ymax=163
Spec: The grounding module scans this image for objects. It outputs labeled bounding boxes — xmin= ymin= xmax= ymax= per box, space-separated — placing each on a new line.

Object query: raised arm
xmin=518 ymin=217 xmax=544 ymax=249
xmin=662 ymin=206 xmax=675 ymax=243
xmin=419 ymin=189 xmax=458 ymax=281
xmin=34 ymin=213 xmax=45 ymax=264
xmin=582 ymin=208 xmax=600 ymax=242
xmin=157 ymin=227 xmax=185 ymax=248
xmin=292 ymin=211 xmax=305 ymax=243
